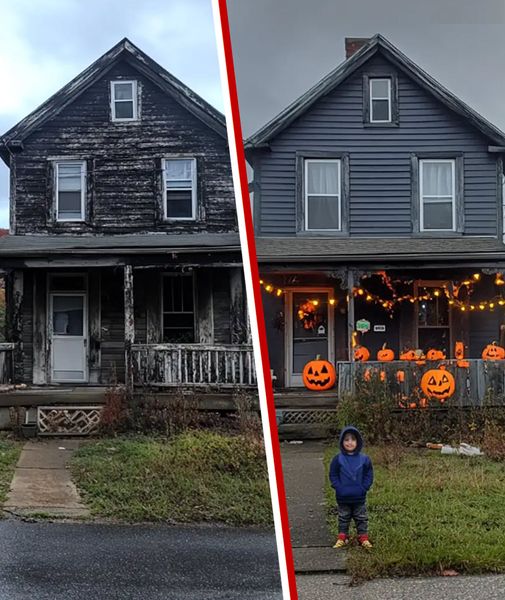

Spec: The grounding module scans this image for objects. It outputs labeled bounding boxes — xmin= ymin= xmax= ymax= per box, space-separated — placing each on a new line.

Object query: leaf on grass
xmin=442 ymin=569 xmax=459 ymax=577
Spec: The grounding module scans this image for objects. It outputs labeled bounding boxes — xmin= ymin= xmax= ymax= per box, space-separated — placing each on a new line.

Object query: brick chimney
xmin=345 ymin=38 xmax=370 ymax=59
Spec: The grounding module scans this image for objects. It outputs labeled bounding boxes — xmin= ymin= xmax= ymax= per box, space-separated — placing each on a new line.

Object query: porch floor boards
xmin=0 ymin=386 xmax=257 ymax=411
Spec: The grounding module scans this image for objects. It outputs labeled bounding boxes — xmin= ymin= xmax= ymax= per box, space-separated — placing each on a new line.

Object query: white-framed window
xmin=162 ymin=273 xmax=195 ymax=342
xmin=420 ymin=159 xmax=456 ymax=231
xmin=304 ymin=159 xmax=341 ymax=231
xmin=163 ymin=158 xmax=197 ymax=220
xmin=370 ymin=78 xmax=391 ymax=123
xmin=111 ymin=80 xmax=137 ymax=121
xmin=55 ymin=161 xmax=86 ymax=222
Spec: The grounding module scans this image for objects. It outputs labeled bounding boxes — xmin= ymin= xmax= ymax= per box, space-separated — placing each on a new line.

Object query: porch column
xmin=33 ymin=271 xmax=47 ymax=384
xmin=124 ymin=265 xmax=135 ymax=392
xmin=10 ymin=270 xmax=24 ymax=383
xmin=197 ymin=270 xmax=214 ymax=344
xmin=347 ymin=269 xmax=355 ymax=361
xmin=230 ymin=268 xmax=246 ymax=344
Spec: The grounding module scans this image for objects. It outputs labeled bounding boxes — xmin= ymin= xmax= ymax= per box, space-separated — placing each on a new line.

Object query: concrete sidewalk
xmin=280 ymin=441 xmax=345 ymax=574
xmin=3 ymin=439 xmax=89 ymax=518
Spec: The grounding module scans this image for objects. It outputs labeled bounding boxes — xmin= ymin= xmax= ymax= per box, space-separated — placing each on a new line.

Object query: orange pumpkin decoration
xmin=455 ymin=341 xmax=465 ymax=360
xmin=426 ymin=349 xmax=446 ymax=361
xmin=420 ymin=366 xmax=455 ymax=401
xmin=400 ymin=349 xmax=416 ymax=361
xmin=457 ymin=360 xmax=470 ymax=368
xmin=354 ymin=346 xmax=370 ymax=362
xmin=377 ymin=343 xmax=394 ymax=362
xmin=419 ymin=397 xmax=429 ymax=409
xmin=302 ymin=356 xmax=336 ymax=391
xmin=380 ymin=370 xmax=386 ymax=382
xmin=482 ymin=342 xmax=505 ymax=361
xmin=396 ymin=370 xmax=405 ymax=383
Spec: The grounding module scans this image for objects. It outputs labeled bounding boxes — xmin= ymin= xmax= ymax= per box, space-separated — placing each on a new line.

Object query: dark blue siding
xmin=257 ymin=53 xmax=498 ymax=237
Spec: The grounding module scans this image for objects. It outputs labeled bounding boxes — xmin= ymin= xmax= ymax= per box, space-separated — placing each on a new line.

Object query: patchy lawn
xmin=70 ymin=431 xmax=272 ymax=527
xmin=325 ymin=444 xmax=505 ymax=580
xmin=0 ymin=437 xmax=22 ymax=509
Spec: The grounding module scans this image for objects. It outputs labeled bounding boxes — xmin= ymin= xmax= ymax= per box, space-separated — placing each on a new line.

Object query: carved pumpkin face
xmin=377 ymin=344 xmax=394 ymax=362
xmin=354 ymin=346 xmax=370 ymax=362
xmin=426 ymin=349 xmax=446 ymax=361
xmin=482 ymin=343 xmax=505 ymax=361
xmin=455 ymin=341 xmax=464 ymax=360
xmin=420 ymin=367 xmax=455 ymax=400
xmin=302 ymin=358 xmax=336 ymax=391
xmin=400 ymin=349 xmax=416 ymax=361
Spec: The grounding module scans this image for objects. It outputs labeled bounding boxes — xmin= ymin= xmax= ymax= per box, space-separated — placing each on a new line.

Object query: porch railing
xmin=0 ymin=343 xmax=15 ymax=385
xmin=131 ymin=343 xmax=256 ymax=388
xmin=337 ymin=359 xmax=505 ymax=407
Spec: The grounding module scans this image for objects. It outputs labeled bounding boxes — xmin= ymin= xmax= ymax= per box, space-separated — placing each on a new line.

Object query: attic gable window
xmin=363 ymin=74 xmax=398 ymax=126
xmin=55 ymin=161 xmax=86 ymax=222
xmin=163 ymin=158 xmax=197 ymax=220
xmin=370 ymin=78 xmax=391 ymax=122
xmin=111 ymin=80 xmax=137 ymax=121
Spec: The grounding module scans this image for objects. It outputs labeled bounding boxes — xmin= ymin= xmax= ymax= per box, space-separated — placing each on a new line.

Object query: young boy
xmin=329 ymin=425 xmax=374 ymax=549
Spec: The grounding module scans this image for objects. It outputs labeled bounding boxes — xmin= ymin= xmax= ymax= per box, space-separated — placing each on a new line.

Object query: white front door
xmin=50 ymin=293 xmax=88 ymax=383
xmin=285 ymin=289 xmax=335 ymax=387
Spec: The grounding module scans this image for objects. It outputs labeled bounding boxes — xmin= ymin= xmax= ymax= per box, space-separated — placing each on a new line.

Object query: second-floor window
xmin=55 ymin=161 xmax=86 ymax=222
xmin=163 ymin=158 xmax=197 ymax=220
xmin=304 ymin=159 xmax=341 ymax=231
xmin=111 ymin=80 xmax=138 ymax=121
xmin=420 ymin=159 xmax=455 ymax=231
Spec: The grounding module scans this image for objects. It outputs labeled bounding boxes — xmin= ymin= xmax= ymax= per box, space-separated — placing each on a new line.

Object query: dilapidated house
xmin=0 ymin=39 xmax=254 ymax=432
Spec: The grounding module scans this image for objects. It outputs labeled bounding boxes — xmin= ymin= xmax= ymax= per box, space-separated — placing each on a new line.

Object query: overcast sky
xmin=227 ymin=0 xmax=505 ymax=139
xmin=0 ymin=0 xmax=222 ymax=229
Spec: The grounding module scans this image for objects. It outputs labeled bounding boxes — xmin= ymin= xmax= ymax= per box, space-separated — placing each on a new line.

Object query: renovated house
xmin=0 ymin=39 xmax=254 ymax=432
xmin=247 ymin=35 xmax=505 ymax=406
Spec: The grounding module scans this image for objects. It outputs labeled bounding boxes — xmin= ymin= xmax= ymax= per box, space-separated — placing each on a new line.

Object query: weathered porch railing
xmin=131 ymin=343 xmax=256 ymax=388
xmin=337 ymin=360 xmax=505 ymax=406
xmin=0 ymin=343 xmax=15 ymax=385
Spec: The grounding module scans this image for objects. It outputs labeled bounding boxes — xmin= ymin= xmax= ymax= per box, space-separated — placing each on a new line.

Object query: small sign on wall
xmin=374 ymin=324 xmax=386 ymax=332
xmin=356 ymin=319 xmax=371 ymax=333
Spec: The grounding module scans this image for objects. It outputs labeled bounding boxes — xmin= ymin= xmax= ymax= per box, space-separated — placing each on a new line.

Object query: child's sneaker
xmin=358 ymin=535 xmax=373 ymax=549
xmin=333 ymin=535 xmax=349 ymax=549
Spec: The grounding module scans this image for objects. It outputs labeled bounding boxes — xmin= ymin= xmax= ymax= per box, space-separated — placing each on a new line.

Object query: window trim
xmin=161 ymin=272 xmax=196 ymax=343
xmin=55 ymin=160 xmax=86 ymax=222
xmin=162 ymin=157 xmax=197 ymax=221
xmin=363 ymin=73 xmax=399 ymax=127
xmin=419 ymin=159 xmax=456 ymax=233
xmin=303 ymin=158 xmax=342 ymax=233
xmin=110 ymin=80 xmax=138 ymax=122
xmin=369 ymin=78 xmax=392 ymax=123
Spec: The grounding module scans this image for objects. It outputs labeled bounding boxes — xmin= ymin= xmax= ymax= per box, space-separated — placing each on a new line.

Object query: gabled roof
xmin=0 ymin=38 xmax=226 ymax=165
xmin=246 ymin=34 xmax=505 ymax=149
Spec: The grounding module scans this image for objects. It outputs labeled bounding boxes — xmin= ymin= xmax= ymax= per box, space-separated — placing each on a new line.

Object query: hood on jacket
xmin=339 ymin=425 xmax=363 ymax=454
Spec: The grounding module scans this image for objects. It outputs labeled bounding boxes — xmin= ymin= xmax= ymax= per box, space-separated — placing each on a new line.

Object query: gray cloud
xmin=227 ymin=0 xmax=505 ymax=138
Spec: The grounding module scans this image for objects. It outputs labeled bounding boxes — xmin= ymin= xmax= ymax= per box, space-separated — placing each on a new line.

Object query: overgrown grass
xmin=0 ymin=436 xmax=21 ymax=510
xmin=70 ymin=431 xmax=272 ymax=527
xmin=325 ymin=444 xmax=505 ymax=580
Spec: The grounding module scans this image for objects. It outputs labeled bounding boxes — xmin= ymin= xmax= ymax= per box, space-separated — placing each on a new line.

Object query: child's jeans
xmin=337 ymin=502 xmax=368 ymax=535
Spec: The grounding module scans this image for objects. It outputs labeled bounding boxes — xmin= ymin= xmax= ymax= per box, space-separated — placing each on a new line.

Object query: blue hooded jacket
xmin=329 ymin=425 xmax=374 ymax=505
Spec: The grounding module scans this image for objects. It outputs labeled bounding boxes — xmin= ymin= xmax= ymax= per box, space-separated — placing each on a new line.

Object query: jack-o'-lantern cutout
xmin=380 ymin=370 xmax=386 ymax=382
xmin=377 ymin=344 xmax=394 ymax=362
xmin=482 ymin=342 xmax=505 ymax=361
xmin=455 ymin=341 xmax=465 ymax=360
xmin=400 ymin=349 xmax=416 ymax=361
xmin=426 ymin=349 xmax=446 ymax=361
xmin=396 ymin=370 xmax=405 ymax=383
xmin=354 ymin=346 xmax=370 ymax=362
xmin=457 ymin=360 xmax=470 ymax=368
xmin=420 ymin=366 xmax=455 ymax=401
xmin=302 ymin=356 xmax=336 ymax=391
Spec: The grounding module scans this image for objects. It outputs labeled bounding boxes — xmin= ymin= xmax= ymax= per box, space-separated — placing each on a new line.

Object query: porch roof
xmin=0 ymin=233 xmax=240 ymax=257
xmin=256 ymin=236 xmax=505 ymax=264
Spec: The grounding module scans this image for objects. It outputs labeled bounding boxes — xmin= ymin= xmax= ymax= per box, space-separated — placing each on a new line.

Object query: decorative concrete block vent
xmin=37 ymin=406 xmax=103 ymax=435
